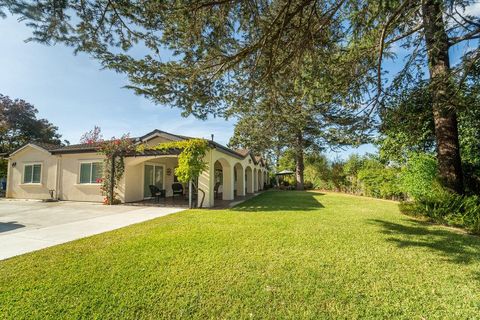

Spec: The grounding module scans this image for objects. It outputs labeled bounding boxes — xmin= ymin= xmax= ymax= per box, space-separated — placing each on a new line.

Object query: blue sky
xmin=5 ymin=3 xmax=478 ymax=160
xmin=0 ymin=15 xmax=236 ymax=146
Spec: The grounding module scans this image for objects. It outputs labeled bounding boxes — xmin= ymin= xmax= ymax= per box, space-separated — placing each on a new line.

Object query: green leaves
xmin=97 ymin=134 xmax=136 ymax=204
xmin=0 ymin=94 xmax=64 ymax=153
xmin=137 ymin=138 xmax=210 ymax=184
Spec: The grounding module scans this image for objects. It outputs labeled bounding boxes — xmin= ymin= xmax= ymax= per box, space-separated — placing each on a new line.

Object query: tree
xmin=4 ymin=0 xmax=480 ymax=193
xmin=345 ymin=0 xmax=480 ymax=193
xmin=304 ymin=151 xmax=330 ymax=187
xmin=0 ymin=94 xmax=65 ymax=152
xmin=228 ymin=50 xmax=369 ymax=190
xmin=378 ymin=79 xmax=480 ymax=194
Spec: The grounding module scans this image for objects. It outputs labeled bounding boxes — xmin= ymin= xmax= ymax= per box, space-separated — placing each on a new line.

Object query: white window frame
xmin=23 ymin=162 xmax=42 ymax=184
xmin=78 ymin=160 xmax=104 ymax=185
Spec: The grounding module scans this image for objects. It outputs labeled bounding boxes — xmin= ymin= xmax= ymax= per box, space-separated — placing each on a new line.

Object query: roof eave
xmin=50 ymin=148 xmax=99 ymax=155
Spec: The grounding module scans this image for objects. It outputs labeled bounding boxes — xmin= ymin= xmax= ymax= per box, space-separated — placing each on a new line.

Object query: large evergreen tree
xmin=2 ymin=0 xmax=480 ymax=193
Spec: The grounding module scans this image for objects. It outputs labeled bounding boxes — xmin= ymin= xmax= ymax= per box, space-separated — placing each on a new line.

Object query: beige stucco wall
xmin=6 ymin=146 xmax=58 ymax=200
xmin=6 ymin=142 xmax=268 ymax=206
xmin=198 ymin=148 xmax=268 ymax=207
xmin=58 ymin=153 xmax=105 ymax=202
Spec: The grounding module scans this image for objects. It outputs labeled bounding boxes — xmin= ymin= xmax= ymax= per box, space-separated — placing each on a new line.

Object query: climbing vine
xmin=137 ymin=139 xmax=211 ymax=207
xmin=98 ymin=134 xmax=135 ymax=205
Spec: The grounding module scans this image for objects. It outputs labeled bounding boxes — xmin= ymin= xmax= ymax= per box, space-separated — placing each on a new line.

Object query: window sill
xmin=75 ymin=183 xmax=102 ymax=186
xmin=20 ymin=183 xmax=43 ymax=186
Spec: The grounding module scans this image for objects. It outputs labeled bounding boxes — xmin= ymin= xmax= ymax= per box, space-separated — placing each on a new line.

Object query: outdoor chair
xmin=172 ymin=183 xmax=184 ymax=202
xmin=214 ymin=182 xmax=221 ymax=199
xmin=149 ymin=185 xmax=166 ymax=202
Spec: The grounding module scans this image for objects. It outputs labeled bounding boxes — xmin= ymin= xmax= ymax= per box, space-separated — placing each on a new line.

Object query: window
xmin=23 ymin=163 xmax=42 ymax=184
xmin=143 ymin=164 xmax=164 ymax=198
xmin=79 ymin=161 xmax=103 ymax=184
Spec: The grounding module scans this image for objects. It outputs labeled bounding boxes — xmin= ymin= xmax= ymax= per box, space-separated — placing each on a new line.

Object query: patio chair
xmin=149 ymin=185 xmax=166 ymax=202
xmin=214 ymin=182 xmax=221 ymax=199
xmin=172 ymin=183 xmax=184 ymax=202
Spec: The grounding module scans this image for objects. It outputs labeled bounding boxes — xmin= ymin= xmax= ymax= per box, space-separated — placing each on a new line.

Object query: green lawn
xmin=1 ymin=191 xmax=480 ymax=319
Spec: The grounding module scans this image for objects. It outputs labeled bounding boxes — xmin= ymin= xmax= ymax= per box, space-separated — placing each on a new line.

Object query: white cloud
xmin=464 ymin=2 xmax=480 ymax=17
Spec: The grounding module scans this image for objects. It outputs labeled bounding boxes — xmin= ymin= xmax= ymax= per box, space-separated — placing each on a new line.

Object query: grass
xmin=1 ymin=191 xmax=480 ymax=319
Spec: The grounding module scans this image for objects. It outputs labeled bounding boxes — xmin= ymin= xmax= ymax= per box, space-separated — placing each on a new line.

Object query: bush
xmin=400 ymin=193 xmax=480 ymax=234
xmin=357 ymin=159 xmax=404 ymax=199
xmin=401 ymin=153 xmax=438 ymax=200
xmin=304 ymin=180 xmax=314 ymax=190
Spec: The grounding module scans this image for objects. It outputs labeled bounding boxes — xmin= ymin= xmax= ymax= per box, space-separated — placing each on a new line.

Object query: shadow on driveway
xmin=0 ymin=221 xmax=25 ymax=234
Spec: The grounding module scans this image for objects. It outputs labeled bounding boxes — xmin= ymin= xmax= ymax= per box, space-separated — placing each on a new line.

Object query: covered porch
xmin=122 ymin=154 xmax=186 ymax=204
xmin=120 ymin=147 xmax=269 ymax=208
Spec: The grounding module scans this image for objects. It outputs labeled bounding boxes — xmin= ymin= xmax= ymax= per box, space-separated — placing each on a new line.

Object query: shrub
xmin=304 ymin=180 xmax=314 ymax=190
xmin=357 ymin=159 xmax=404 ymax=199
xmin=401 ymin=153 xmax=438 ymax=200
xmin=400 ymin=193 xmax=480 ymax=234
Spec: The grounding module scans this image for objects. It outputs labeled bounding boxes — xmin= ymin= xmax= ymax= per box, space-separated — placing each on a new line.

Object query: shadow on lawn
xmin=370 ymin=218 xmax=480 ymax=266
xmin=232 ymin=191 xmax=325 ymax=212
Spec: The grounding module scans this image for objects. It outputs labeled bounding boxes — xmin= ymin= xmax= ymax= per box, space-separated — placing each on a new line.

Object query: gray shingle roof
xmin=9 ymin=129 xmax=266 ymax=165
xmin=30 ymin=142 xmax=62 ymax=151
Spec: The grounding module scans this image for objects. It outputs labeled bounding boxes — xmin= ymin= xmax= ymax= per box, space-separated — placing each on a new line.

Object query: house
xmin=3 ymin=129 xmax=268 ymax=208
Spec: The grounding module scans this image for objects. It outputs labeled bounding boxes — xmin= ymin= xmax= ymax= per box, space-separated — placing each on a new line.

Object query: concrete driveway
xmin=0 ymin=199 xmax=184 ymax=260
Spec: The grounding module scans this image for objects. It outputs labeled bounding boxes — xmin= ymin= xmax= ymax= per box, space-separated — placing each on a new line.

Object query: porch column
xmin=236 ymin=165 xmax=245 ymax=196
xmin=254 ymin=168 xmax=259 ymax=192
xmin=198 ymin=155 xmax=214 ymax=208
xmin=222 ymin=165 xmax=235 ymax=200
xmin=246 ymin=168 xmax=253 ymax=194
xmin=259 ymin=170 xmax=264 ymax=190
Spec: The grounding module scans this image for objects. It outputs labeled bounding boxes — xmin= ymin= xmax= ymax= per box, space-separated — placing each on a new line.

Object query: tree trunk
xmin=422 ymin=0 xmax=464 ymax=194
xmin=275 ymin=144 xmax=281 ymax=169
xmin=295 ymin=132 xmax=304 ymax=190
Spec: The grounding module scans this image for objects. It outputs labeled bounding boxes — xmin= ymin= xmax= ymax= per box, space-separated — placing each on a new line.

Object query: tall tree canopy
xmin=228 ymin=68 xmax=368 ymax=189
xmin=2 ymin=0 xmax=480 ymax=193
xmin=0 ymin=94 xmax=65 ymax=153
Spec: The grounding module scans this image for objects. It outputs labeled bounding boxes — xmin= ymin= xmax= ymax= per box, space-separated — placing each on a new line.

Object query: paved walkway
xmin=0 ymin=199 xmax=184 ymax=260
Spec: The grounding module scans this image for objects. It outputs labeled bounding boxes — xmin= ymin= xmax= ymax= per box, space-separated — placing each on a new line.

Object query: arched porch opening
xmin=214 ymin=158 xmax=234 ymax=200
xmin=257 ymin=169 xmax=263 ymax=190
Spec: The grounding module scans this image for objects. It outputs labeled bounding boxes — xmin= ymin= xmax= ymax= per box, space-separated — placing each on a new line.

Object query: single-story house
xmin=3 ymin=129 xmax=268 ymax=208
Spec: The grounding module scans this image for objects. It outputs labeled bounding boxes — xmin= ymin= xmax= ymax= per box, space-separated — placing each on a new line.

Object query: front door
xmin=143 ymin=164 xmax=164 ymax=198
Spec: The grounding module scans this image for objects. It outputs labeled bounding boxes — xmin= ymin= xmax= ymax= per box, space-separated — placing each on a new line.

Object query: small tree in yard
xmin=137 ymin=139 xmax=210 ymax=208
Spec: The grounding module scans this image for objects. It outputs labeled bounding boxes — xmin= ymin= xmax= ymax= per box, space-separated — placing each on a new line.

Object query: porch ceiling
xmin=126 ymin=151 xmax=180 ymax=166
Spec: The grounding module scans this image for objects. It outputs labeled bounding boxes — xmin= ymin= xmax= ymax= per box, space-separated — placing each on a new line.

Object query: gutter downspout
xmin=55 ymin=155 xmax=61 ymax=200
xmin=5 ymin=158 xmax=12 ymax=198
